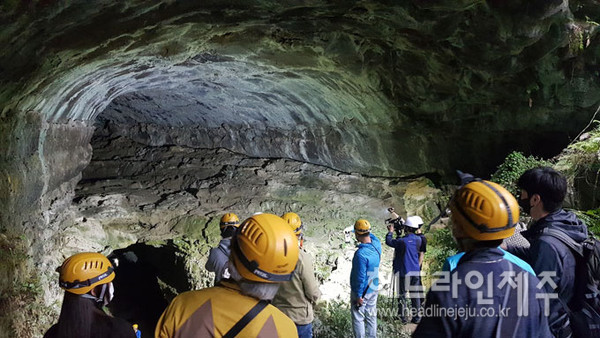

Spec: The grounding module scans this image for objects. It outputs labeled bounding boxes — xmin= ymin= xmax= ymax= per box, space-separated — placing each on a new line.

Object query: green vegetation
xmin=0 ymin=232 xmax=53 ymax=337
xmin=491 ymin=127 xmax=600 ymax=233
xmin=313 ymin=296 xmax=411 ymax=338
xmin=490 ymin=151 xmax=552 ymax=195
xmin=555 ymin=121 xmax=600 ymax=181
xmin=314 ymin=298 xmax=352 ymax=337
xmin=422 ymin=227 xmax=458 ymax=287
xmin=574 ymin=208 xmax=600 ymax=236
xmin=554 ymin=120 xmax=600 ymax=227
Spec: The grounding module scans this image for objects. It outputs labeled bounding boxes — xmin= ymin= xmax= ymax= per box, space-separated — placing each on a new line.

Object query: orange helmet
xmin=449 ymin=180 xmax=519 ymax=241
xmin=58 ymin=252 xmax=115 ymax=295
xmin=282 ymin=212 xmax=303 ymax=235
xmin=220 ymin=213 xmax=240 ymax=230
xmin=354 ymin=219 xmax=371 ymax=235
xmin=231 ymin=213 xmax=299 ymax=283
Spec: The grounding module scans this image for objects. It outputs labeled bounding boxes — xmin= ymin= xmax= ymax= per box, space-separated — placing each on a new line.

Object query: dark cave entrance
xmin=107 ymin=242 xmax=193 ymax=335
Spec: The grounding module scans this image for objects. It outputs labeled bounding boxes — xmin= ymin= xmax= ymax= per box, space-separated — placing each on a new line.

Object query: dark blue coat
xmin=413 ymin=248 xmax=551 ymax=338
xmin=385 ymin=232 xmax=421 ymax=275
xmin=507 ymin=209 xmax=588 ymax=337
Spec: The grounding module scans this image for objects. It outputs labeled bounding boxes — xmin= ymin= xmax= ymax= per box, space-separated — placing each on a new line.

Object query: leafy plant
xmin=376 ymin=295 xmax=412 ymax=338
xmin=423 ymin=227 xmax=458 ymax=287
xmin=574 ymin=208 xmax=600 ymax=236
xmin=313 ymin=298 xmax=352 ymax=338
xmin=490 ymin=151 xmax=551 ymax=196
xmin=313 ymin=296 xmax=412 ymax=338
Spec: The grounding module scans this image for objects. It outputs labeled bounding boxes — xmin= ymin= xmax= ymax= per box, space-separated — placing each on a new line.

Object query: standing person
xmin=350 ymin=219 xmax=381 ymax=338
xmin=386 ymin=216 xmax=422 ymax=323
xmin=156 ymin=213 xmax=299 ymax=337
xmin=409 ymin=215 xmax=427 ymax=313
xmin=132 ymin=324 xmax=141 ymax=338
xmin=205 ymin=212 xmax=240 ymax=284
xmin=505 ymin=167 xmax=588 ymax=337
xmin=44 ymin=252 xmax=136 ymax=338
xmin=414 ymin=178 xmax=551 ymax=337
xmin=272 ymin=212 xmax=322 ymax=338
xmin=408 ymin=216 xmax=426 ymax=267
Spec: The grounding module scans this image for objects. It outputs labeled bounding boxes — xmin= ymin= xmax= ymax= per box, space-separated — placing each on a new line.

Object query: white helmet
xmin=405 ymin=216 xmax=424 ymax=229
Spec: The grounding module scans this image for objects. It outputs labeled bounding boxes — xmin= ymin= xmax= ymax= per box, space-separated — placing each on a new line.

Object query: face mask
xmin=518 ymin=196 xmax=532 ymax=215
xmin=103 ymin=282 xmax=114 ymax=306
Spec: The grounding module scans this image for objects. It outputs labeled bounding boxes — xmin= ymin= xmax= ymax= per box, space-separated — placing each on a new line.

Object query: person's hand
xmin=387 ymin=224 xmax=394 ymax=233
xmin=356 ymin=297 xmax=364 ymax=307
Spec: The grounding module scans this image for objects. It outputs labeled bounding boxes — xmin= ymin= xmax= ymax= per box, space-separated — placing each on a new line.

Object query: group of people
xmin=44 ymin=212 xmax=322 ymax=338
xmin=44 ymin=166 xmax=595 ymax=337
xmin=346 ymin=166 xmax=595 ymax=338
xmin=414 ymin=167 xmax=594 ymax=337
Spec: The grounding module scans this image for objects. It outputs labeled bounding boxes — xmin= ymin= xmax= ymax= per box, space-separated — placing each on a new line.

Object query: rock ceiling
xmin=2 ymin=0 xmax=599 ymax=178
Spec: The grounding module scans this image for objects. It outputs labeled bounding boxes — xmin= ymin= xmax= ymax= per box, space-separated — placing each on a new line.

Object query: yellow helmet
xmin=449 ymin=180 xmax=519 ymax=241
xmin=220 ymin=213 xmax=240 ymax=229
xmin=282 ymin=212 xmax=303 ymax=235
xmin=354 ymin=219 xmax=371 ymax=235
xmin=58 ymin=252 xmax=115 ymax=295
xmin=231 ymin=213 xmax=299 ymax=283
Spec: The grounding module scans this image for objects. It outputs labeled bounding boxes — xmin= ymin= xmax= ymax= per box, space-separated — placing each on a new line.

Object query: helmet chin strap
xmin=81 ymin=283 xmax=113 ymax=306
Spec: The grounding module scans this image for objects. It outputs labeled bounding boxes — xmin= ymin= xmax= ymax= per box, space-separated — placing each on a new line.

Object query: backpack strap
xmin=541 ymin=228 xmax=584 ymax=257
xmin=223 ymin=300 xmax=268 ymax=338
xmin=370 ymin=242 xmax=381 ymax=258
xmin=361 ymin=278 xmax=374 ymax=299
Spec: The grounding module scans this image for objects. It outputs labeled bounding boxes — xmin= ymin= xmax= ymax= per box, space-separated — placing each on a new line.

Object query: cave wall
xmin=68 ymin=125 xmax=441 ymax=330
xmin=0 ymin=0 xmax=599 ymax=336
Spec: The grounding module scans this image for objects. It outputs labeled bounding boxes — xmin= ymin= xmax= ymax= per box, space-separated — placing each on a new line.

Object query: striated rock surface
xmin=0 ymin=0 xmax=599 ymax=336
xmin=62 ymin=126 xmax=441 ymax=330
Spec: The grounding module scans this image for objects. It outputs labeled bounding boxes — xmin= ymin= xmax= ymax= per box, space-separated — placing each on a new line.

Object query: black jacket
xmin=508 ymin=209 xmax=588 ymax=337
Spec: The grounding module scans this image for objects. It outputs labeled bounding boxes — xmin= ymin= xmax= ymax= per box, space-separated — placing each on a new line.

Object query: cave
xmin=108 ymin=243 xmax=182 ymax=335
xmin=1 ymin=1 xmax=600 ymax=336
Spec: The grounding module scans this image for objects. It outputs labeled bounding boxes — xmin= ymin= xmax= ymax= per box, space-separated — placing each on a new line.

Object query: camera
xmin=385 ymin=217 xmax=405 ymax=232
xmin=386 ymin=207 xmax=405 ymax=233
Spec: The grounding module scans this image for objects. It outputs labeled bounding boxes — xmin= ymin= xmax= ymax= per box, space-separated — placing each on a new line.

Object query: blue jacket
xmin=443 ymin=248 xmax=536 ymax=275
xmin=414 ymin=248 xmax=551 ymax=338
xmin=507 ymin=209 xmax=588 ymax=337
xmin=350 ymin=233 xmax=381 ymax=299
xmin=385 ymin=232 xmax=421 ymax=275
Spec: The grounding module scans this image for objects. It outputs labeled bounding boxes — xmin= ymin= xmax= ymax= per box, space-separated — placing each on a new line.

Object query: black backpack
xmin=542 ymin=228 xmax=600 ymax=337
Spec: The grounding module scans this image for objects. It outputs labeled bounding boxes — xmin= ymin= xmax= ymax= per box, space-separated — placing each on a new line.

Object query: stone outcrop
xmin=0 ymin=1 xmax=599 ymax=336
xmin=67 ymin=124 xmax=440 ymax=330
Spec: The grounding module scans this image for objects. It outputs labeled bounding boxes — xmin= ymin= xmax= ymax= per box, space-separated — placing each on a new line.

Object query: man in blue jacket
xmin=414 ymin=179 xmax=551 ymax=337
xmin=350 ymin=219 xmax=381 ymax=338
xmin=385 ymin=216 xmax=422 ymax=324
xmin=505 ymin=167 xmax=588 ymax=337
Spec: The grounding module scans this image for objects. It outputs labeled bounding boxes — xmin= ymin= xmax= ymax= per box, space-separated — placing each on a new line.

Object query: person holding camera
xmin=385 ymin=215 xmax=422 ymax=324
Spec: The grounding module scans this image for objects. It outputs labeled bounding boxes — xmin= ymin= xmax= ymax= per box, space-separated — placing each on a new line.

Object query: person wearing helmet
xmin=132 ymin=324 xmax=141 ymax=338
xmin=406 ymin=215 xmax=426 ymax=266
xmin=385 ymin=215 xmax=423 ymax=324
xmin=272 ymin=212 xmax=321 ymax=338
xmin=43 ymin=252 xmax=136 ymax=338
xmin=505 ymin=167 xmax=588 ymax=337
xmin=413 ymin=178 xmax=551 ymax=337
xmin=156 ymin=213 xmax=299 ymax=337
xmin=205 ymin=212 xmax=240 ymax=284
xmin=350 ymin=219 xmax=381 ymax=338
xmin=411 ymin=215 xmax=427 ymax=313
